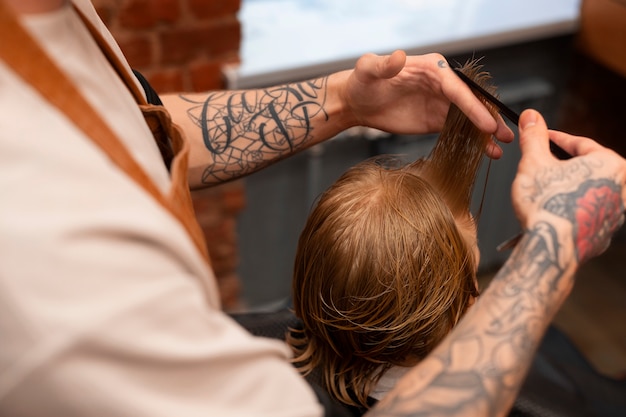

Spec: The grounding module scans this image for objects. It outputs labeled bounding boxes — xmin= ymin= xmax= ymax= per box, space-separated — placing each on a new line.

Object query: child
xmin=288 ymin=61 xmax=498 ymax=410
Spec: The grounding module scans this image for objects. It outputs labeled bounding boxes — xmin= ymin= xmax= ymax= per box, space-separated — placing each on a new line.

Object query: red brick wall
xmin=93 ymin=0 xmax=241 ymax=92
xmin=93 ymin=0 xmax=246 ymax=310
xmin=192 ymin=182 xmax=246 ymax=310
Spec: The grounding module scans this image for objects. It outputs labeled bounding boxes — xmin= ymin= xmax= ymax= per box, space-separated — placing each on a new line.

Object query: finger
xmin=354 ymin=50 xmax=406 ymax=81
xmin=548 ymin=129 xmax=605 ymax=157
xmin=493 ymin=113 xmax=515 ymax=143
xmin=440 ymin=65 xmax=499 ymax=135
xmin=382 ymin=50 xmax=407 ymax=79
xmin=485 ymin=139 xmax=503 ymax=160
xmin=518 ymin=109 xmax=552 ymax=162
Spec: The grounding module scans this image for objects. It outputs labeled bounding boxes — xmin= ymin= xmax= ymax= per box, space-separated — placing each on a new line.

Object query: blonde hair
xmin=288 ymin=61 xmax=498 ymax=408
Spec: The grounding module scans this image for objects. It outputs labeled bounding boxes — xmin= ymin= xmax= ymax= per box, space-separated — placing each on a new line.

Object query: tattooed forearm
xmin=371 ymin=173 xmax=625 ymax=416
xmin=521 ymin=159 xmax=595 ymax=204
xmin=180 ymin=78 xmax=329 ymax=184
xmin=369 ymin=222 xmax=568 ymax=417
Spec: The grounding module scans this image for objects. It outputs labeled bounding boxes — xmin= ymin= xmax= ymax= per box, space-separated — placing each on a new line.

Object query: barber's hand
xmin=342 ymin=50 xmax=514 ymax=159
xmin=512 ymin=109 xmax=626 ymax=264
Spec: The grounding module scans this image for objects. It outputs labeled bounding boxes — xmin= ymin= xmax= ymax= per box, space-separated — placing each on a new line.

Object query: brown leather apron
xmin=0 ymin=1 xmax=211 ymax=265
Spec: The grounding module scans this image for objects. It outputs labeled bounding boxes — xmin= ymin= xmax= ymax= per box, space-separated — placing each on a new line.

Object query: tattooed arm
xmin=365 ymin=109 xmax=626 ymax=417
xmin=162 ymin=75 xmax=347 ymax=187
xmin=161 ymin=51 xmax=513 ymax=188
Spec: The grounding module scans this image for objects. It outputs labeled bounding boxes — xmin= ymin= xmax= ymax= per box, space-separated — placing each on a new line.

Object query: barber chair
xmin=230 ymin=308 xmax=626 ymax=417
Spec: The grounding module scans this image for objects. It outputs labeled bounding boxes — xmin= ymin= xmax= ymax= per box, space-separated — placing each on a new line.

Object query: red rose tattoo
xmin=544 ymin=179 xmax=624 ymax=263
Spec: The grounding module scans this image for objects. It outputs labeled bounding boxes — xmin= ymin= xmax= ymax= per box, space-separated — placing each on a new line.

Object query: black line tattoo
xmin=180 ymin=78 xmax=329 ymax=184
xmin=521 ymin=159 xmax=595 ymax=204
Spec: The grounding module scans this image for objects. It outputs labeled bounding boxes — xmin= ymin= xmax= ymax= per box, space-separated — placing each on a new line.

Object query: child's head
xmin=288 ymin=61 xmax=498 ymax=408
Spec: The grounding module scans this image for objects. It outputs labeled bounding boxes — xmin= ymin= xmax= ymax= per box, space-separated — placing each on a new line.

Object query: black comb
xmin=452 ymin=67 xmax=571 ymax=160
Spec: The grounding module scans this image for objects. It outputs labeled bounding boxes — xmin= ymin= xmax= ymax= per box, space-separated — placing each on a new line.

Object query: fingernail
xmin=522 ymin=111 xmax=537 ymax=129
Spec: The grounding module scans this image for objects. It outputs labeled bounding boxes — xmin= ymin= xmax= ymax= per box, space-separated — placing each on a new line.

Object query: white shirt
xmin=0 ymin=2 xmax=322 ymax=416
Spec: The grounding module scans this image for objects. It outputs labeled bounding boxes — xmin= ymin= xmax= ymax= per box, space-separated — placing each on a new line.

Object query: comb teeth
xmin=451 ymin=59 xmax=571 ymax=160
xmin=451 ymin=66 xmax=517 ymax=124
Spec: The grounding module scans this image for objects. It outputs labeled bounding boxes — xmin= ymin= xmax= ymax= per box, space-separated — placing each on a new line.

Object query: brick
xmin=204 ymin=20 xmax=241 ymax=57
xmin=146 ymin=69 xmax=185 ymax=94
xmin=119 ymin=0 xmax=156 ymax=29
xmin=192 ymin=188 xmax=220 ymax=210
xmin=216 ymin=217 xmax=238 ymax=244
xmin=211 ymin=253 xmax=238 ymax=276
xmin=220 ymin=184 xmax=246 ymax=212
xmin=211 ymin=243 xmax=237 ymax=264
xmin=196 ymin=209 xmax=222 ymax=229
xmin=202 ymin=224 xmax=235 ymax=248
xmin=193 ymin=199 xmax=222 ymax=228
xmin=217 ymin=273 xmax=242 ymax=311
xmin=117 ymin=35 xmax=153 ymax=69
xmin=152 ymin=0 xmax=181 ymax=24
xmin=159 ymin=20 xmax=241 ymax=65
xmin=189 ymin=60 xmax=226 ymax=91
xmin=188 ymin=0 xmax=241 ymax=19
xmin=209 ymin=254 xmax=237 ymax=273
xmin=119 ymin=0 xmax=180 ymax=30
xmin=192 ymin=196 xmax=217 ymax=214
xmin=159 ymin=28 xmax=200 ymax=64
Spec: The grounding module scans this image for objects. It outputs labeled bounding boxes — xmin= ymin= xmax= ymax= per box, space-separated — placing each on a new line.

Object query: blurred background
xmin=94 ymin=0 xmax=625 ymax=378
xmin=233 ymin=0 xmax=579 ymax=306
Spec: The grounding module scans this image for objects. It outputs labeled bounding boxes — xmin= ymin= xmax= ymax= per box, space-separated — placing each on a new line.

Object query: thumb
xmin=518 ymin=109 xmax=552 ymax=162
xmin=355 ymin=50 xmax=406 ymax=81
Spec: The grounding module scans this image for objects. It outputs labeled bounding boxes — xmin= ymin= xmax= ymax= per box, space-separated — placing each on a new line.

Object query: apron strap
xmin=0 ymin=1 xmax=210 ymax=264
xmin=72 ymin=4 xmax=148 ymax=106
xmin=72 ymin=5 xmax=176 ymax=169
